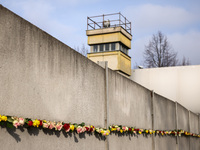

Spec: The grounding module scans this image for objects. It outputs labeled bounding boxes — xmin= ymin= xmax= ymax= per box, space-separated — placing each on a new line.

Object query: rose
xmin=70 ymin=125 xmax=75 ymax=131
xmin=28 ymin=120 xmax=33 ymax=126
xmin=13 ymin=120 xmax=20 ymax=128
xmin=76 ymin=126 xmax=82 ymax=134
xmin=18 ymin=118 xmax=24 ymax=126
xmin=43 ymin=123 xmax=49 ymax=128
xmin=1 ymin=115 xmax=7 ymax=121
xmin=63 ymin=123 xmax=70 ymax=132
xmin=48 ymin=121 xmax=55 ymax=129
xmin=39 ymin=120 xmax=43 ymax=127
xmin=33 ymin=119 xmax=40 ymax=127
xmin=55 ymin=122 xmax=63 ymax=131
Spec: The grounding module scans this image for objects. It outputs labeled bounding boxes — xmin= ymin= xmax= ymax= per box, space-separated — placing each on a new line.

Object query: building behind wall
xmin=130 ymin=65 xmax=200 ymax=113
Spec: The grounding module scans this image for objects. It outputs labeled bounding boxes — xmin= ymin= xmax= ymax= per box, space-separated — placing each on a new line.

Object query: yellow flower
xmin=106 ymin=132 xmax=109 ymax=136
xmin=33 ymin=119 xmax=40 ymax=127
xmin=0 ymin=115 xmax=1 ymax=122
xmin=43 ymin=120 xmax=47 ymax=123
xmin=1 ymin=116 xmax=7 ymax=121
xmin=101 ymin=130 xmax=104 ymax=134
xmin=145 ymin=130 xmax=149 ymax=134
xmin=139 ymin=131 xmax=142 ymax=134
xmin=120 ymin=129 xmax=123 ymax=133
xmin=70 ymin=125 xmax=75 ymax=131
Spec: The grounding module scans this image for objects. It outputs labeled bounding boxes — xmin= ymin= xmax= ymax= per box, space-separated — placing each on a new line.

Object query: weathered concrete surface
xmin=155 ymin=136 xmax=176 ymax=150
xmin=0 ymin=127 xmax=105 ymax=150
xmin=108 ymin=70 xmax=152 ymax=150
xmin=154 ymin=94 xmax=176 ymax=130
xmin=108 ymin=70 xmax=152 ymax=129
xmin=109 ymin=134 xmax=152 ymax=150
xmin=177 ymin=103 xmax=189 ymax=131
xmin=154 ymin=94 xmax=176 ymax=150
xmin=177 ymin=104 xmax=190 ymax=150
xmin=0 ymin=5 xmax=106 ymax=150
xmin=190 ymin=112 xmax=199 ymax=133
xmin=189 ymin=112 xmax=199 ymax=150
xmin=178 ymin=137 xmax=189 ymax=150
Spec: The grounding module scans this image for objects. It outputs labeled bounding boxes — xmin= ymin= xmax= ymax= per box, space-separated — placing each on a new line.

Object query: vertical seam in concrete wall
xmin=198 ymin=114 xmax=200 ymax=149
xmin=175 ymin=102 xmax=178 ymax=150
xmin=105 ymin=62 xmax=109 ymax=150
xmin=188 ymin=110 xmax=190 ymax=150
xmin=151 ymin=90 xmax=155 ymax=150
xmin=175 ymin=102 xmax=178 ymax=144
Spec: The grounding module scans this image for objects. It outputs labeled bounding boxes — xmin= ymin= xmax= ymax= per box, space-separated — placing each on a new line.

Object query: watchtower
xmin=86 ymin=13 xmax=132 ymax=76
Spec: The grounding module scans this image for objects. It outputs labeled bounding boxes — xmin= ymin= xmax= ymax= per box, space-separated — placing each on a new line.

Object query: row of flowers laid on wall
xmin=0 ymin=114 xmax=199 ymax=138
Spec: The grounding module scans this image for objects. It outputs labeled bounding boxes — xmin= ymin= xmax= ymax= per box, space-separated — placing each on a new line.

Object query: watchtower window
xmin=93 ymin=45 xmax=98 ymax=52
xmin=111 ymin=43 xmax=115 ymax=50
xmin=100 ymin=44 xmax=104 ymax=52
xmin=105 ymin=43 xmax=109 ymax=51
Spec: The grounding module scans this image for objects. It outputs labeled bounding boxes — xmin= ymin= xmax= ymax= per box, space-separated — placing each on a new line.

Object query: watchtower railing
xmin=87 ymin=12 xmax=131 ymax=35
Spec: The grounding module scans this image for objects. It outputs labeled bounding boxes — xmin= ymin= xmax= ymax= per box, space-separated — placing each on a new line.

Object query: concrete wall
xmin=154 ymin=93 xmax=176 ymax=150
xmin=108 ymin=70 xmax=152 ymax=150
xmin=0 ymin=5 xmax=106 ymax=150
xmin=0 ymin=5 xmax=199 ymax=150
xmin=131 ymin=65 xmax=200 ymax=113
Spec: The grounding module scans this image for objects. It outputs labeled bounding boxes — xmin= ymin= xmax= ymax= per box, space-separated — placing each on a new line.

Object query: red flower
xmin=63 ymin=124 xmax=70 ymax=130
xmin=159 ymin=131 xmax=161 ymax=134
xmin=85 ymin=127 xmax=89 ymax=131
xmin=39 ymin=120 xmax=43 ymax=126
xmin=28 ymin=121 xmax=33 ymax=126
xmin=129 ymin=128 xmax=132 ymax=132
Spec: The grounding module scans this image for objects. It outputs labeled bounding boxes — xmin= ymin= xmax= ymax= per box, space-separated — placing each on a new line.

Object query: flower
xmin=1 ymin=115 xmax=7 ymax=121
xmin=33 ymin=119 xmax=40 ymax=127
xmin=48 ymin=121 xmax=55 ymax=129
xmin=0 ymin=115 xmax=1 ymax=122
xmin=43 ymin=122 xmax=49 ymax=128
xmin=90 ymin=125 xmax=95 ymax=132
xmin=55 ymin=122 xmax=63 ymax=131
xmin=76 ymin=126 xmax=83 ymax=134
xmin=28 ymin=120 xmax=33 ymax=126
xmin=18 ymin=118 xmax=25 ymax=126
xmin=63 ymin=123 xmax=70 ymax=132
xmin=39 ymin=120 xmax=43 ymax=127
xmin=120 ymin=129 xmax=123 ymax=133
xmin=70 ymin=125 xmax=75 ymax=131
xmin=85 ymin=126 xmax=90 ymax=131
xmin=13 ymin=120 xmax=20 ymax=128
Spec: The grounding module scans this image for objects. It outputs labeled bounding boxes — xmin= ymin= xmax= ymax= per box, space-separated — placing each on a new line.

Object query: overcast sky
xmin=1 ymin=0 xmax=200 ymax=67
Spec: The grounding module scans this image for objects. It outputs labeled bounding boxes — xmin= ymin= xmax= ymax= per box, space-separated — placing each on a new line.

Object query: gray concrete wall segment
xmin=154 ymin=93 xmax=176 ymax=130
xmin=109 ymin=134 xmax=152 ymax=150
xmin=0 ymin=5 xmax=105 ymax=127
xmin=108 ymin=69 xmax=152 ymax=129
xmin=155 ymin=136 xmax=176 ymax=150
xmin=0 ymin=127 xmax=106 ymax=150
xmin=190 ymin=138 xmax=199 ymax=150
xmin=178 ymin=137 xmax=189 ymax=150
xmin=189 ymin=112 xmax=199 ymax=133
xmin=177 ymin=103 xmax=189 ymax=131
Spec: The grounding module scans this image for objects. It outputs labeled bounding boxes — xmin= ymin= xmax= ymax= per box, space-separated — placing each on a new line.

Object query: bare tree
xmin=181 ymin=56 xmax=190 ymax=66
xmin=74 ymin=44 xmax=88 ymax=57
xmin=143 ymin=31 xmax=178 ymax=68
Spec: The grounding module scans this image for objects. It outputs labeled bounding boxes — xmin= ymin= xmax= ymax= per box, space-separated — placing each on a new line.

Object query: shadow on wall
xmin=0 ymin=124 xmax=107 ymax=143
